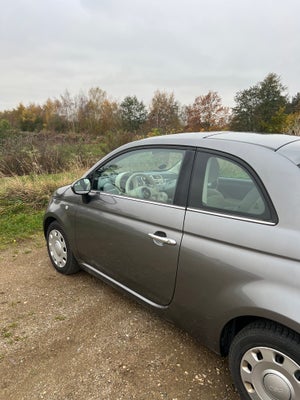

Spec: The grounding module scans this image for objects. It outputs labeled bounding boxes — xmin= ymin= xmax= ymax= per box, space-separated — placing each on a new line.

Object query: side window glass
xmin=91 ymin=148 xmax=185 ymax=204
xmin=201 ymin=156 xmax=269 ymax=219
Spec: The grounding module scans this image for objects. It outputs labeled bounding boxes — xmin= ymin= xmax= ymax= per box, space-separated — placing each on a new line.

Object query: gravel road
xmin=0 ymin=238 xmax=239 ymax=400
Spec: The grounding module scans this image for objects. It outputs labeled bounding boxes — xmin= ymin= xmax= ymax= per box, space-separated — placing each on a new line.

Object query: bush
xmin=101 ymin=130 xmax=139 ymax=153
xmin=0 ymin=119 xmax=10 ymax=133
xmin=0 ymin=131 xmax=104 ymax=176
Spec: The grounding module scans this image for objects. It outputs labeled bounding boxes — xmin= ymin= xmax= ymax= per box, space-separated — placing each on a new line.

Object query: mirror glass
xmin=72 ymin=178 xmax=91 ymax=195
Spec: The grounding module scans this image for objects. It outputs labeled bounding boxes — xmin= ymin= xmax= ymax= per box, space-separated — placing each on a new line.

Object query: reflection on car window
xmin=92 ymin=149 xmax=185 ymax=204
xmin=200 ymin=156 xmax=269 ymax=218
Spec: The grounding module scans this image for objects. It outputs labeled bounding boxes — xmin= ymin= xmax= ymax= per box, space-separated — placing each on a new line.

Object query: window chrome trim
xmin=187 ymin=207 xmax=277 ymax=226
xmin=90 ymin=190 xmax=186 ymax=210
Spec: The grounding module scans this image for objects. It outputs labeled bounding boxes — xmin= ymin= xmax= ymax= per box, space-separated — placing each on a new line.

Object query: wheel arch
xmin=43 ymin=216 xmax=57 ymax=238
xmin=220 ymin=315 xmax=300 ymax=357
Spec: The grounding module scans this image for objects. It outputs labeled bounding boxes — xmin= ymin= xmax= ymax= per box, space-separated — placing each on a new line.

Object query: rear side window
xmin=189 ymin=153 xmax=273 ymax=221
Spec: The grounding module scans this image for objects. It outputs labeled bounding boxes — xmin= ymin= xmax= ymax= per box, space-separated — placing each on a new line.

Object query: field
xmin=0 ymin=130 xmax=103 ymax=248
xmin=0 ymin=170 xmax=85 ymax=249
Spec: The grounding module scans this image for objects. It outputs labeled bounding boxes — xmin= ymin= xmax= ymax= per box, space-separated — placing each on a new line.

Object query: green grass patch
xmin=0 ymin=206 xmax=44 ymax=248
xmin=55 ymin=315 xmax=67 ymax=321
xmin=0 ymin=169 xmax=84 ymax=249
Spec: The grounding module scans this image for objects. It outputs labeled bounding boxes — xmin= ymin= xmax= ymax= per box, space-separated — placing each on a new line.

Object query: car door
xmin=74 ymin=146 xmax=194 ymax=306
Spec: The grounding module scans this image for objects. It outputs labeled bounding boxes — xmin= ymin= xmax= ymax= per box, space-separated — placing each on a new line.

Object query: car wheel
xmin=46 ymin=221 xmax=80 ymax=274
xmin=229 ymin=320 xmax=300 ymax=400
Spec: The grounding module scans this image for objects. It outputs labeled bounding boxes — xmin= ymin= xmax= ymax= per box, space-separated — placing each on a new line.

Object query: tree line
xmin=0 ymin=73 xmax=299 ymax=137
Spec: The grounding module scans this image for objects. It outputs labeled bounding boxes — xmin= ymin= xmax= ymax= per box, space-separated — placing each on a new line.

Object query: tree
xmin=120 ymin=96 xmax=148 ymax=132
xmin=185 ymin=91 xmax=231 ymax=131
xmin=147 ymin=91 xmax=182 ymax=134
xmin=53 ymin=87 xmax=121 ymax=135
xmin=58 ymin=90 xmax=77 ymax=132
xmin=99 ymin=99 xmax=121 ymax=134
xmin=287 ymin=92 xmax=300 ymax=114
xmin=42 ymin=98 xmax=67 ymax=132
xmin=83 ymin=88 xmax=121 ymax=135
xmin=19 ymin=103 xmax=43 ymax=132
xmin=231 ymin=73 xmax=288 ymax=133
xmin=231 ymin=86 xmax=261 ymax=132
xmin=284 ymin=112 xmax=300 ymax=135
xmin=86 ymin=87 xmax=107 ymax=133
xmin=284 ymin=93 xmax=300 ymax=135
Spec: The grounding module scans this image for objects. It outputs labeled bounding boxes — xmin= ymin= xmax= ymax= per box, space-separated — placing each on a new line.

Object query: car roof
xmin=133 ymin=131 xmax=300 ymax=151
xmin=207 ymin=131 xmax=300 ymax=151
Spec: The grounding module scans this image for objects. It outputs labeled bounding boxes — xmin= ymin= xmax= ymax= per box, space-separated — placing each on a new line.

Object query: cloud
xmin=0 ymin=0 xmax=299 ymax=109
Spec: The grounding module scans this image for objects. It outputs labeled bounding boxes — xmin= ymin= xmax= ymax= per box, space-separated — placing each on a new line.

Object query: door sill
xmin=81 ymin=262 xmax=169 ymax=310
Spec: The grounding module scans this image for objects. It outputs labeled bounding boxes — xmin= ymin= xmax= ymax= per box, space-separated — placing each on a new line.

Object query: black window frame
xmin=188 ymin=150 xmax=278 ymax=223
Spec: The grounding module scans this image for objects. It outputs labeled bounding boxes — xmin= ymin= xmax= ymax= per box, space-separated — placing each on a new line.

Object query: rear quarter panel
xmin=167 ymin=140 xmax=300 ymax=353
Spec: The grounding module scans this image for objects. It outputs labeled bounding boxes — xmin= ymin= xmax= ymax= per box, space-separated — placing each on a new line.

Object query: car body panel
xmin=277 ymin=139 xmax=300 ymax=165
xmin=74 ymin=192 xmax=185 ymax=305
xmin=168 ymin=209 xmax=300 ymax=352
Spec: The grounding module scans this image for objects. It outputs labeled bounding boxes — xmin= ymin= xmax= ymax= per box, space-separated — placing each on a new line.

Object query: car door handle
xmin=148 ymin=233 xmax=177 ymax=246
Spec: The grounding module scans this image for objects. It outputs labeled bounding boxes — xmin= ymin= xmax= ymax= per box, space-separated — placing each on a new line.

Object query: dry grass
xmin=0 ymin=169 xmax=85 ymax=210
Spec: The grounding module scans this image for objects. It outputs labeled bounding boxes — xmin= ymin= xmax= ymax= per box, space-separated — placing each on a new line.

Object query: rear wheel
xmin=46 ymin=221 xmax=80 ymax=274
xmin=229 ymin=320 xmax=300 ymax=400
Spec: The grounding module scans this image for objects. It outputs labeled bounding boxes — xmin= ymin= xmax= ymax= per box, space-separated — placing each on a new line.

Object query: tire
xmin=46 ymin=221 xmax=80 ymax=275
xmin=229 ymin=320 xmax=300 ymax=400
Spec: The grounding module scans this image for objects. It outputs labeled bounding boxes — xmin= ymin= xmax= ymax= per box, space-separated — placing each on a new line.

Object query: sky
xmin=0 ymin=0 xmax=299 ymax=111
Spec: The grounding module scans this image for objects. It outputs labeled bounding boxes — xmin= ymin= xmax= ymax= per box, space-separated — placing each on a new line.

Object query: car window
xmin=91 ymin=148 xmax=185 ymax=204
xmin=190 ymin=154 xmax=272 ymax=220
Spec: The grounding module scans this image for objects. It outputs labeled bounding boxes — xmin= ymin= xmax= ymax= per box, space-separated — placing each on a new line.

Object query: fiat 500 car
xmin=44 ymin=131 xmax=300 ymax=400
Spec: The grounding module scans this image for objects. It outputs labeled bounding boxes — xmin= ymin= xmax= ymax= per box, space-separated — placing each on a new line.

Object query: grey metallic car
xmin=44 ymin=131 xmax=300 ymax=400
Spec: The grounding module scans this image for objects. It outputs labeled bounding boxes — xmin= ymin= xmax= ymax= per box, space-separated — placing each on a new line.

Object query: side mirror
xmin=72 ymin=178 xmax=91 ymax=195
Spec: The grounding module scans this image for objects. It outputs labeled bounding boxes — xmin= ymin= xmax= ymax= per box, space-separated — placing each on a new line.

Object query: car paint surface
xmin=44 ymin=131 xmax=300 ymax=354
xmin=75 ymin=193 xmax=184 ymax=305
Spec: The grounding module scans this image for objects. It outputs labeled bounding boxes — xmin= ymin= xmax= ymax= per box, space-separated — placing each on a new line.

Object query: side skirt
xmin=81 ymin=262 xmax=169 ymax=310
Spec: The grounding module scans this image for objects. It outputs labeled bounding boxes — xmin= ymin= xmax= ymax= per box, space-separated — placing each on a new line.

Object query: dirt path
xmin=0 ymin=238 xmax=239 ymax=400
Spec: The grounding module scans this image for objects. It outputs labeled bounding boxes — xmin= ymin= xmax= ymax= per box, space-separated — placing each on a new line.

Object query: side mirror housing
xmin=72 ymin=178 xmax=91 ymax=195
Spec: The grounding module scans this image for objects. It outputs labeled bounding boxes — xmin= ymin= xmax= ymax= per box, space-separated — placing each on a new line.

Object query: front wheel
xmin=229 ymin=320 xmax=300 ymax=400
xmin=46 ymin=221 xmax=80 ymax=275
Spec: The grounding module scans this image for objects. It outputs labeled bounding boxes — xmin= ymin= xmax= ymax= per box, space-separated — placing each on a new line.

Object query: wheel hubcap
xmin=263 ymin=373 xmax=291 ymax=400
xmin=240 ymin=347 xmax=300 ymax=400
xmin=48 ymin=229 xmax=67 ymax=268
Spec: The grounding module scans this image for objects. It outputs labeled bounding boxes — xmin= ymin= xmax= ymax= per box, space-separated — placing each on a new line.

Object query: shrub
xmin=0 ymin=131 xmax=104 ymax=176
xmin=0 ymin=119 xmax=10 ymax=133
xmin=101 ymin=130 xmax=138 ymax=154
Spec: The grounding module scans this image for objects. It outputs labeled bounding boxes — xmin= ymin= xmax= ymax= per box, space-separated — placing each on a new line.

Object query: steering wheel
xmin=125 ymin=173 xmax=154 ymax=193
xmin=114 ymin=171 xmax=132 ymax=193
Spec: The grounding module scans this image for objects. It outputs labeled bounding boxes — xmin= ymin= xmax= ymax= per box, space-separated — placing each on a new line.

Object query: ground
xmin=0 ymin=237 xmax=239 ymax=400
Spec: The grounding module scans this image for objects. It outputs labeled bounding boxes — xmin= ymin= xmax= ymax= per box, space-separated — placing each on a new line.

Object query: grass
xmin=0 ymin=169 xmax=85 ymax=249
xmin=0 ymin=207 xmax=43 ymax=247
xmin=55 ymin=315 xmax=67 ymax=321
xmin=1 ymin=322 xmax=18 ymax=340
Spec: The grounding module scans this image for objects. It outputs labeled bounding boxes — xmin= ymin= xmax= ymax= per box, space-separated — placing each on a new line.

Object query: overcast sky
xmin=0 ymin=0 xmax=299 ymax=110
